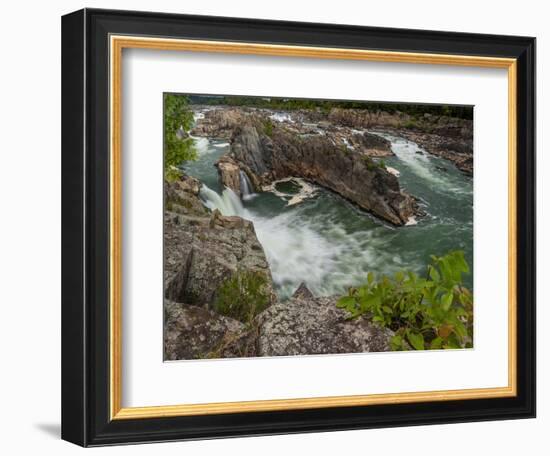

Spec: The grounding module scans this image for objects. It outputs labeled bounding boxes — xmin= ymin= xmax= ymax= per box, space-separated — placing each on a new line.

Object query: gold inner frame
xmin=109 ymin=35 xmax=518 ymax=420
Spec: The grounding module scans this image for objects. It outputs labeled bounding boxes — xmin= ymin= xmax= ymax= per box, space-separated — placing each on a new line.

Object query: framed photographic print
xmin=61 ymin=8 xmax=536 ymax=447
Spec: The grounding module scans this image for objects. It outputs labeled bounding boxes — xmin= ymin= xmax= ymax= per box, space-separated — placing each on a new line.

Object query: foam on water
xmin=270 ymin=112 xmax=294 ymax=123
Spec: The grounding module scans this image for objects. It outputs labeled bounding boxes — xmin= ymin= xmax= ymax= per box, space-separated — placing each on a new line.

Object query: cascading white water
xmin=239 ymin=170 xmax=257 ymax=201
xmin=200 ymin=185 xmax=245 ymax=217
xmin=199 ymin=183 xmax=359 ymax=298
xmin=188 ymin=134 xmax=210 ymax=155
xmin=270 ymin=112 xmax=293 ymax=123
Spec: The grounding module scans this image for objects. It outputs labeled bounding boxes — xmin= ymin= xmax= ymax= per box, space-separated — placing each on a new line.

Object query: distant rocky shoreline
xmin=192 ymin=105 xmax=473 ymax=175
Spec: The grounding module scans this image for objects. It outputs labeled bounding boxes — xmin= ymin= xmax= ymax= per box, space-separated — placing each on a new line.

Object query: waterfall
xmin=188 ymin=134 xmax=210 ymax=155
xmin=239 ymin=170 xmax=256 ymax=201
xmin=200 ymin=184 xmax=245 ymax=217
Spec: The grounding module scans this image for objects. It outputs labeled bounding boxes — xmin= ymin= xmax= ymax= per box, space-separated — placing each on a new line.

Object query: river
xmin=183 ymin=129 xmax=473 ymax=300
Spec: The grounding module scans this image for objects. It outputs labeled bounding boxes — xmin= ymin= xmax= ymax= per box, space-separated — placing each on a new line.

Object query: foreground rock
xmin=255 ymin=292 xmax=394 ymax=356
xmin=164 ymin=300 xmax=246 ymax=360
xmin=164 ymin=176 xmax=274 ymax=309
xmin=164 ymin=284 xmax=395 ymax=360
xmin=227 ymin=123 xmax=417 ymax=225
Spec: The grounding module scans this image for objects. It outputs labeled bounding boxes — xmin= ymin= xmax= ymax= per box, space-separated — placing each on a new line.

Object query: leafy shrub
xmin=336 ymin=251 xmax=473 ymax=351
xmin=262 ymin=119 xmax=274 ymax=137
xmin=363 ymin=156 xmax=377 ymax=171
xmin=164 ymin=94 xmax=197 ymax=180
xmin=403 ymin=119 xmax=418 ymax=129
xmin=215 ymin=270 xmax=271 ymax=324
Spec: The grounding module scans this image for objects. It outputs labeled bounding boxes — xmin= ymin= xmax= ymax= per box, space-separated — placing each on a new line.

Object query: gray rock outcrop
xmin=228 ymin=123 xmax=417 ymax=225
xmin=164 ymin=300 xmax=246 ymax=360
xmin=255 ymin=292 xmax=394 ymax=356
xmin=164 ymin=176 xmax=274 ymax=309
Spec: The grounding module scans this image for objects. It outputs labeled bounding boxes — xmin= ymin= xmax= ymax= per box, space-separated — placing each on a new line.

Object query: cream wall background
xmin=0 ymin=0 xmax=545 ymax=454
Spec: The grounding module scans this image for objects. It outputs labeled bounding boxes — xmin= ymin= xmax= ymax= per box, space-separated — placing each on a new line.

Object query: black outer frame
xmin=61 ymin=8 xmax=536 ymax=447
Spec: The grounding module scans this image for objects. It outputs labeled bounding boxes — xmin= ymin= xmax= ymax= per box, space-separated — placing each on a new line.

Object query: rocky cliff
xmin=164 ymin=176 xmax=274 ymax=309
xmin=224 ymin=122 xmax=417 ymax=226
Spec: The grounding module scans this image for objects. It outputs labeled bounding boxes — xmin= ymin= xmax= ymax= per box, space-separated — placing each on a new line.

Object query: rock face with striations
xmin=216 ymin=155 xmax=243 ymax=197
xmin=227 ymin=123 xmax=417 ymax=226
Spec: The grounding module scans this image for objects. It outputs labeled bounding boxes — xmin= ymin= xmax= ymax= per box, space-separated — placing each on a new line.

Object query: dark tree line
xmin=185 ymin=94 xmax=473 ymax=120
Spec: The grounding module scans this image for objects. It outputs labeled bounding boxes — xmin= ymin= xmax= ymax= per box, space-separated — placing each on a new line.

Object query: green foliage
xmin=164 ymin=93 xmax=197 ymax=179
xmin=336 ymin=251 xmax=473 ymax=351
xmin=165 ymin=166 xmax=185 ymax=182
xmin=262 ymin=118 xmax=274 ymax=137
xmin=215 ymin=270 xmax=271 ymax=324
xmin=378 ymin=159 xmax=387 ymax=169
xmin=363 ymin=156 xmax=377 ymax=171
xmin=403 ymin=119 xmax=418 ymax=129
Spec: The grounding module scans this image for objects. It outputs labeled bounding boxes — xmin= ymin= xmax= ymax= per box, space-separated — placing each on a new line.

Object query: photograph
xmin=163 ymin=94 xmax=474 ymax=360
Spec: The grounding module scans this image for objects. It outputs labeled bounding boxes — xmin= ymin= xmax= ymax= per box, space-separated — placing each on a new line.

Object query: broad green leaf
xmin=407 ymin=331 xmax=425 ymax=350
xmin=336 ymin=296 xmax=356 ymax=309
xmin=430 ymin=337 xmax=443 ymax=349
xmin=429 ymin=266 xmax=440 ymax=282
xmin=441 ymin=291 xmax=454 ymax=311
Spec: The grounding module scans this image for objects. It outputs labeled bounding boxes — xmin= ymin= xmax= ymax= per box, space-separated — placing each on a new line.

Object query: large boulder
xmin=216 ymin=157 xmax=241 ymax=196
xmin=164 ymin=175 xmax=209 ymax=217
xmin=165 ymin=206 xmax=274 ymax=308
xmin=255 ymin=291 xmax=394 ymax=356
xmin=228 ymin=123 xmax=417 ymax=225
xmin=191 ymin=108 xmax=255 ymax=139
xmin=165 ymin=209 xmax=273 ymax=308
xmin=350 ymin=132 xmax=394 ymax=157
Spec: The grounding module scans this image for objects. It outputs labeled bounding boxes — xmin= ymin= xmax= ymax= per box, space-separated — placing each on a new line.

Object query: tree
xmin=164 ymin=93 xmax=197 ymax=180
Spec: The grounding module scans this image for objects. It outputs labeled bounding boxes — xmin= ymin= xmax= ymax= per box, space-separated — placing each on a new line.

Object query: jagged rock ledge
xmin=164 ymin=176 xmax=274 ymax=309
xmin=222 ymin=121 xmax=418 ymax=226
